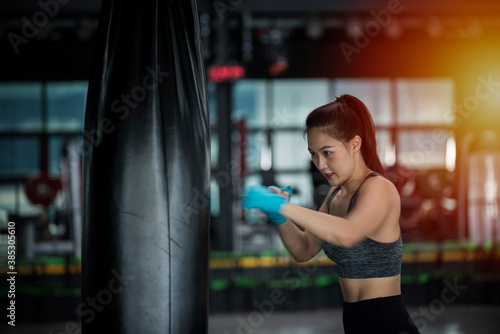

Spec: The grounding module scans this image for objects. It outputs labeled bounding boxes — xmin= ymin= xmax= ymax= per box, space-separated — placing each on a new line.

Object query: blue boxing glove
xmin=242 ymin=185 xmax=288 ymax=218
xmin=267 ymin=185 xmax=293 ymax=225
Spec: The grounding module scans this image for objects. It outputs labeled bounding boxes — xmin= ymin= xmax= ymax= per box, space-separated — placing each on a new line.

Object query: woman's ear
xmin=351 ymin=135 xmax=362 ymax=152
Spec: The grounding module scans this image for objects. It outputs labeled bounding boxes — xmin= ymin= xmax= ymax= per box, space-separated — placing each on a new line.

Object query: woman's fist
xmin=242 ymin=185 xmax=292 ymax=225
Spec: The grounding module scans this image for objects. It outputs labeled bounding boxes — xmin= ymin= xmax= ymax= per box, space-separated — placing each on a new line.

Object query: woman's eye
xmin=324 ymin=151 xmax=331 ymax=156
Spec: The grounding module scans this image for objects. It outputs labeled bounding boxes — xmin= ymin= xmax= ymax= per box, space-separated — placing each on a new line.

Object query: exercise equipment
xmin=415 ymin=169 xmax=452 ymax=199
xmin=82 ymin=0 xmax=209 ymax=333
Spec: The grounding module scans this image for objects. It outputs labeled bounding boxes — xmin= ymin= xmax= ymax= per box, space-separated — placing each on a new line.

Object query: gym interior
xmin=0 ymin=0 xmax=499 ymax=333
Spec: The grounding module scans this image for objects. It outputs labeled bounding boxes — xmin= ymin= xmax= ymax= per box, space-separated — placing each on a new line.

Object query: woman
xmin=242 ymin=95 xmax=420 ymax=334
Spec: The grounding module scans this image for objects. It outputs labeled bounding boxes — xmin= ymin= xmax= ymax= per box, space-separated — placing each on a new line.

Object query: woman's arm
xmin=275 ymin=186 xmax=335 ymax=262
xmin=280 ymin=177 xmax=400 ymax=248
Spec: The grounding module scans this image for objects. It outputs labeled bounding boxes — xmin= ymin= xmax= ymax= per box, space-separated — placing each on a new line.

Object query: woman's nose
xmin=318 ymin=156 xmax=328 ymax=170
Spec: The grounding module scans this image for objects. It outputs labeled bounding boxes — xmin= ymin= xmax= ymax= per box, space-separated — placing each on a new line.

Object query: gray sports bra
xmin=321 ymin=172 xmax=403 ymax=279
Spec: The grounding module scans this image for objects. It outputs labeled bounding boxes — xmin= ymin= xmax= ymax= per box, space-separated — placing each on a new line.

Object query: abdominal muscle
xmin=339 ymin=274 xmax=401 ymax=303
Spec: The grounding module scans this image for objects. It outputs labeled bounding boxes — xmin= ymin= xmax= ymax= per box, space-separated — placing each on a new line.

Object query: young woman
xmin=242 ymin=95 xmax=420 ymax=334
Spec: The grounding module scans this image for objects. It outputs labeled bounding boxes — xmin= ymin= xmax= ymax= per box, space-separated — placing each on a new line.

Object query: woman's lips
xmin=325 ymin=173 xmax=334 ymax=180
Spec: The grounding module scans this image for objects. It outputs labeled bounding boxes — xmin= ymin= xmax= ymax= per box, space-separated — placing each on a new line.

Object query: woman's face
xmin=307 ymin=128 xmax=355 ymax=186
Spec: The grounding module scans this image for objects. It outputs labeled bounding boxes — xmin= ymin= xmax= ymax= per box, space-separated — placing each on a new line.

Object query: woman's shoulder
xmin=361 ymin=173 xmax=400 ymax=202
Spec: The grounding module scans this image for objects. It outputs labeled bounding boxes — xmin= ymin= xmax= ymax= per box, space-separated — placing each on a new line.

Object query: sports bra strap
xmin=326 ymin=187 xmax=341 ymax=214
xmin=326 ymin=172 xmax=379 ymax=215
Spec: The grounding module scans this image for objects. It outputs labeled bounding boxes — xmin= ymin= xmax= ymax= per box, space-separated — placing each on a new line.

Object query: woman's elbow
xmin=325 ymin=234 xmax=359 ymax=249
xmin=341 ymin=239 xmax=358 ymax=249
xmin=291 ymin=253 xmax=315 ymax=263
xmin=291 ymin=251 xmax=318 ymax=263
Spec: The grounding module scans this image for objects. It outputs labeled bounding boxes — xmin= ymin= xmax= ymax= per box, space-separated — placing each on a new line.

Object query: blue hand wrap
xmin=267 ymin=186 xmax=293 ymax=225
xmin=242 ymin=185 xmax=288 ymax=218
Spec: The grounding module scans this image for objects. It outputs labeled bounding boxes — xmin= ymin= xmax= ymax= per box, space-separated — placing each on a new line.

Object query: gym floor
xmin=209 ymin=305 xmax=500 ymax=334
xmin=1 ymin=305 xmax=498 ymax=333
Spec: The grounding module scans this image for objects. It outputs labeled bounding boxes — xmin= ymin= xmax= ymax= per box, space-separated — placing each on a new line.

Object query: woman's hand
xmin=267 ymin=186 xmax=293 ymax=224
xmin=242 ymin=185 xmax=291 ymax=224
xmin=268 ymin=185 xmax=292 ymax=200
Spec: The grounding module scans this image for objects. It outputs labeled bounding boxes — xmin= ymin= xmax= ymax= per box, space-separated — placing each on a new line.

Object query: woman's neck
xmin=339 ymin=165 xmax=372 ymax=198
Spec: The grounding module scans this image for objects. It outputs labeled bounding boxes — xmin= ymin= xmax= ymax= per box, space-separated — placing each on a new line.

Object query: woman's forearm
xmin=276 ymin=218 xmax=317 ymax=262
xmin=280 ymin=204 xmax=359 ymax=248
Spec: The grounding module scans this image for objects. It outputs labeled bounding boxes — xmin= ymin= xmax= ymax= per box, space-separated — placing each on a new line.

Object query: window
xmin=397 ymin=79 xmax=454 ymax=125
xmin=332 ymin=79 xmax=393 ymax=126
xmin=397 ymin=130 xmax=452 ymax=169
xmin=272 ymin=79 xmax=330 ymax=127
xmin=0 ymin=137 xmax=40 ymax=176
xmin=0 ymin=81 xmax=86 ymax=214
xmin=0 ymin=82 xmax=42 ymax=131
xmin=47 ymin=81 xmax=88 ymax=131
xmin=232 ymin=80 xmax=267 ymax=127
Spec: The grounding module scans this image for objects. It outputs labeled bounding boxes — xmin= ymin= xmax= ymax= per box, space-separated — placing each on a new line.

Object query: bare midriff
xmin=339 ymin=274 xmax=401 ymax=303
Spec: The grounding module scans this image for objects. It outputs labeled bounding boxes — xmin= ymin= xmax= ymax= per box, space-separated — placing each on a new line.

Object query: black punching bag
xmin=82 ymin=0 xmax=210 ymax=333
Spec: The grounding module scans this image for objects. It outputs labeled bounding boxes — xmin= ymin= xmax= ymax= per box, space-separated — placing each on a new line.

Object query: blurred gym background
xmin=0 ymin=0 xmax=499 ymax=333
